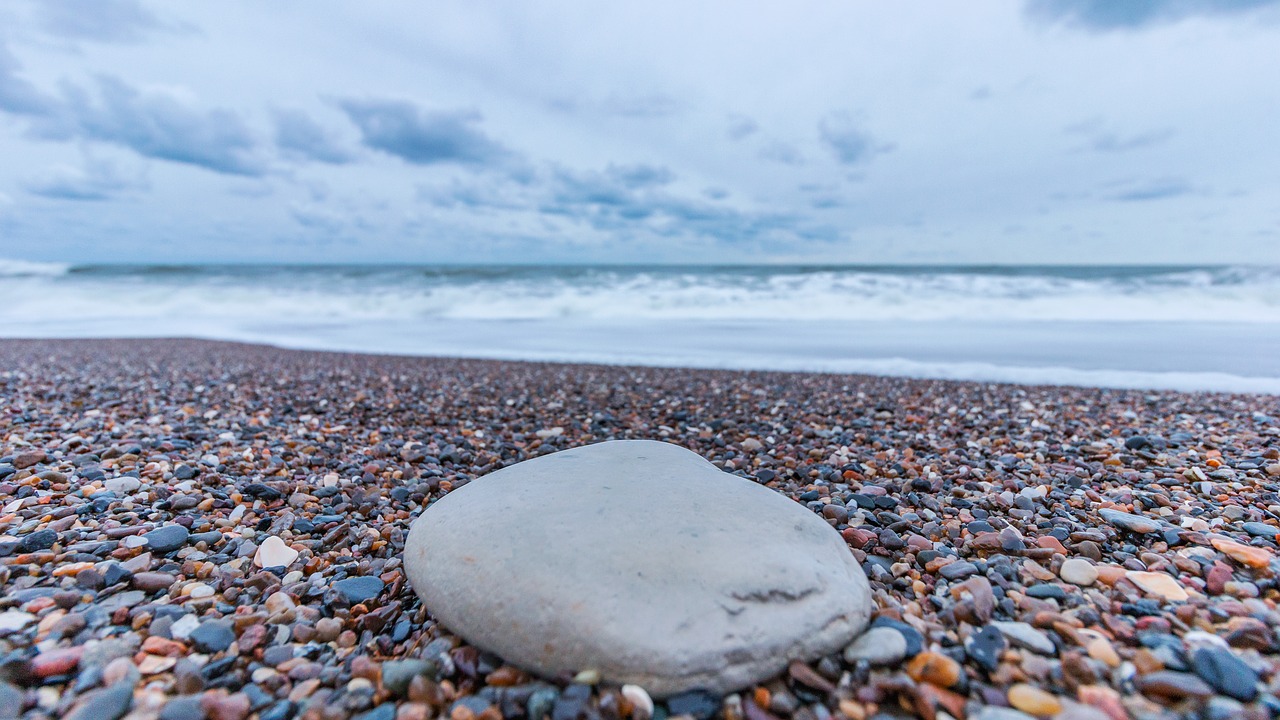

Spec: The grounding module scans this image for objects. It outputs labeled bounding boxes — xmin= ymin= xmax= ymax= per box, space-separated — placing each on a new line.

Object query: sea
xmin=2 ymin=260 xmax=1279 ymax=394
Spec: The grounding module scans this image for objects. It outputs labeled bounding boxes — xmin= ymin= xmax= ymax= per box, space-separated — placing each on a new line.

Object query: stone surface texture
xmin=405 ymin=439 xmax=871 ymax=697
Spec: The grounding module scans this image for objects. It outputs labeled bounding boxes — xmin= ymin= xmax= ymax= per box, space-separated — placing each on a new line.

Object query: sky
xmin=0 ymin=0 xmax=1278 ymax=265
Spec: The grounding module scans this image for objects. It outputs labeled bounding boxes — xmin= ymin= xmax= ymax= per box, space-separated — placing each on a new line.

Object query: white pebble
xmin=0 ymin=610 xmax=36 ymax=633
xmin=104 ymin=476 xmax=141 ymax=494
xmin=187 ymin=583 xmax=214 ymax=599
xmin=170 ymin=614 xmax=200 ymax=640
xmin=254 ymin=535 xmax=299 ymax=568
xmin=1059 ymin=558 xmax=1098 ymax=587
xmin=621 ymin=685 xmax=653 ymax=720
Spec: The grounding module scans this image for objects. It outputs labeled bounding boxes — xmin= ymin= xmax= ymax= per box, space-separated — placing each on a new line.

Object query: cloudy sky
xmin=0 ymin=0 xmax=1278 ymax=264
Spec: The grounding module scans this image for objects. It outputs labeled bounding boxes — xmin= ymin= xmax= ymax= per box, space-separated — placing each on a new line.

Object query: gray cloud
xmin=1066 ymin=119 xmax=1175 ymax=152
xmin=605 ymin=164 xmax=675 ymax=189
xmin=0 ymin=41 xmax=56 ymax=115
xmin=419 ymin=160 xmax=827 ymax=245
xmin=338 ymin=98 xmax=512 ymax=167
xmin=274 ymin=109 xmax=355 ymax=164
xmin=0 ymin=42 xmax=262 ymax=175
xmin=601 ymin=93 xmax=681 ymax=118
xmin=552 ymin=93 xmax=684 ymax=119
xmin=36 ymin=0 xmax=166 ymax=43
xmin=1089 ymin=129 xmax=1174 ymax=153
xmin=24 ymin=157 xmax=145 ymax=201
xmin=290 ymin=203 xmax=347 ymax=232
xmin=540 ymin=164 xmax=824 ymax=243
xmin=1026 ymin=0 xmax=1280 ymax=30
xmin=819 ymin=114 xmax=891 ymax=166
xmin=1108 ymin=177 xmax=1194 ymax=202
xmin=726 ymin=115 xmax=759 ymax=140
xmin=759 ymin=140 xmax=804 ymax=165
xmin=35 ymin=76 xmax=266 ymax=176
xmin=417 ymin=178 xmax=527 ymax=211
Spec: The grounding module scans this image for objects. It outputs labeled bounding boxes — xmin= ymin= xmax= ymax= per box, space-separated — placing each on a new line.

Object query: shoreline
xmin=2 ymin=338 xmax=1279 ymax=718
xmin=1 ymin=334 xmax=1278 ymax=398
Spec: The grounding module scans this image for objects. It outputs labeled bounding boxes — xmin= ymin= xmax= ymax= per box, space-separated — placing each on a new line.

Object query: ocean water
xmin=2 ymin=260 xmax=1279 ymax=394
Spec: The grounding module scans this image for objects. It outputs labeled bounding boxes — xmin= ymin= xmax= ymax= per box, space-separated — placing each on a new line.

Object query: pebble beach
xmin=2 ymin=337 xmax=1279 ymax=720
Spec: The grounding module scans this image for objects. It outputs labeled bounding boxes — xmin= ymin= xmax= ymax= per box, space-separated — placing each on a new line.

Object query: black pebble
xmin=1026 ymin=585 xmax=1067 ymax=601
xmin=20 ymin=529 xmax=58 ymax=552
xmin=1192 ymin=647 xmax=1259 ymax=702
xmin=331 ymin=577 xmax=385 ymax=604
xmin=966 ymin=625 xmax=1006 ymax=672
xmin=665 ymin=689 xmax=719 ymax=720
xmin=190 ymin=621 xmax=236 ymax=654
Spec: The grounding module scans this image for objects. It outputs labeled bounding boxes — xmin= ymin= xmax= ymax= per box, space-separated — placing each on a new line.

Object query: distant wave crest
xmin=0 ymin=258 xmax=71 ymax=277
xmin=2 ymin=263 xmax=1275 ymax=323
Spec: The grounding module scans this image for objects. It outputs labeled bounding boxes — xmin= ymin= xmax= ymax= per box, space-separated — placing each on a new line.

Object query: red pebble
xmin=841 ymin=528 xmax=877 ymax=548
xmin=31 ymin=646 xmax=83 ymax=677
xmin=1135 ymin=617 xmax=1171 ymax=633
xmin=1206 ymin=563 xmax=1232 ymax=595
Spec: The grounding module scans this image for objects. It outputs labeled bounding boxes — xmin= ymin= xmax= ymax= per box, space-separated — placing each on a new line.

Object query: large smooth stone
xmin=404 ymin=440 xmax=871 ymax=697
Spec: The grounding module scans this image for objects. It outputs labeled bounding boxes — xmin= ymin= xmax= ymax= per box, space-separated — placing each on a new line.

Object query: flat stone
xmin=938 ymin=561 xmax=978 ymax=580
xmin=1007 ymin=684 xmax=1062 ymax=716
xmin=13 ymin=450 xmax=46 ymax=469
xmin=20 ymin=529 xmax=58 ymax=552
xmin=133 ymin=572 xmax=176 ymax=592
xmin=991 ymin=621 xmax=1055 ymax=655
xmin=332 ymin=577 xmax=385 ymax=604
xmin=1210 ymin=537 xmax=1272 ymax=568
xmin=1099 ymin=509 xmax=1162 ymax=534
xmin=65 ymin=680 xmax=134 ymax=720
xmin=1126 ymin=571 xmax=1190 ymax=602
xmin=190 ymin=620 xmax=236 ymax=654
xmin=0 ymin=610 xmax=36 ymax=634
xmin=1242 ymin=522 xmax=1278 ymax=538
xmin=1191 ymin=647 xmax=1259 ymax=702
xmin=143 ymin=525 xmax=190 ymax=554
xmin=404 ymin=440 xmax=871 ymax=697
xmin=1135 ymin=670 xmax=1214 ymax=700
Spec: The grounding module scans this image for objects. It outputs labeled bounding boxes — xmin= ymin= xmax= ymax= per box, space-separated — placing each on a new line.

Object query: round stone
xmin=1007 ymin=684 xmax=1062 ymax=716
xmin=1059 ymin=558 xmax=1098 ymax=587
xmin=404 ymin=440 xmax=872 ymax=697
xmin=842 ymin=626 xmax=908 ymax=667
xmin=104 ymin=476 xmax=142 ymax=494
